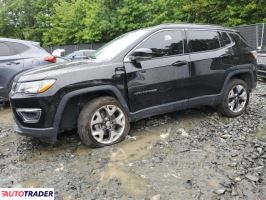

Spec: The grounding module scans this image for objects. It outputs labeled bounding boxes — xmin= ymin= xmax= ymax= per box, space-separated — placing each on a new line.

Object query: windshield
xmin=92 ymin=29 xmax=150 ymax=61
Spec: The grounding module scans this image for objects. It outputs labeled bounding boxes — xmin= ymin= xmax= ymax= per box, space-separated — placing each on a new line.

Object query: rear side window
xmin=220 ymin=32 xmax=231 ymax=45
xmin=187 ymin=30 xmax=220 ymax=53
xmin=0 ymin=43 xmax=16 ymax=56
xmin=138 ymin=30 xmax=184 ymax=57
xmin=228 ymin=33 xmax=250 ymax=49
xmin=6 ymin=42 xmax=29 ymax=54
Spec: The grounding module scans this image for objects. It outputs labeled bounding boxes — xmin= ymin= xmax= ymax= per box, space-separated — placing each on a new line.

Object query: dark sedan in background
xmin=0 ymin=38 xmax=58 ymax=103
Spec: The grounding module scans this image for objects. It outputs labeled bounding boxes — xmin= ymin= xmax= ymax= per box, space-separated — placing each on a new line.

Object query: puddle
xmin=101 ymin=164 xmax=148 ymax=198
xmin=0 ymin=108 xmax=13 ymax=127
xmin=256 ymin=126 xmax=266 ymax=142
xmin=21 ymin=178 xmax=43 ymax=188
xmin=99 ymin=111 xmax=208 ymax=198
xmin=111 ymin=129 xmax=165 ymax=162
xmin=100 ymin=124 xmax=171 ymax=198
xmin=73 ymin=145 xmax=90 ymax=157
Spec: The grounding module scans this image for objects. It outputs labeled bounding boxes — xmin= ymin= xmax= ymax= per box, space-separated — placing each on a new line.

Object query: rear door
xmin=0 ymin=42 xmax=24 ymax=98
xmin=186 ymin=30 xmax=233 ymax=99
xmin=124 ymin=29 xmax=190 ymax=112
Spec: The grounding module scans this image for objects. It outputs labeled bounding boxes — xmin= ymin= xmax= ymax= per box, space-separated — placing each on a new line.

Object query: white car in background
xmin=66 ymin=49 xmax=96 ymax=60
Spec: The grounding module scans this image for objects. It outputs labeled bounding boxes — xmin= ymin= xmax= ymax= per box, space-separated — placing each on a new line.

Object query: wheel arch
xmin=222 ymin=69 xmax=255 ymax=94
xmin=53 ymin=85 xmax=129 ymax=134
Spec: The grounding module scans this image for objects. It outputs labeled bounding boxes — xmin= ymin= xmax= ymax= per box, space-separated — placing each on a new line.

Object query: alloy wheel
xmin=227 ymin=85 xmax=247 ymax=113
xmin=90 ymin=105 xmax=125 ymax=144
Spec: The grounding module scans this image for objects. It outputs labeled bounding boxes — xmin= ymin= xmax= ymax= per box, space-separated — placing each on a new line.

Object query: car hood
xmin=17 ymin=60 xmax=111 ymax=83
xmin=16 ymin=59 xmax=122 ymax=88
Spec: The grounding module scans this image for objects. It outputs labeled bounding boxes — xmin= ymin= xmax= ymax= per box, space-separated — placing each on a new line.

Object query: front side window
xmin=188 ymin=30 xmax=221 ymax=53
xmin=137 ymin=30 xmax=184 ymax=58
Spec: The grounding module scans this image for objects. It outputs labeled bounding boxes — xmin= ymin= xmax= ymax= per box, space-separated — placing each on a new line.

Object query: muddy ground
xmin=0 ymin=82 xmax=266 ymax=200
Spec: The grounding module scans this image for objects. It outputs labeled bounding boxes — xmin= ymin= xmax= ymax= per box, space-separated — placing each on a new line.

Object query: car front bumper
xmin=9 ymin=88 xmax=61 ymax=143
xmin=14 ymin=118 xmax=58 ymax=143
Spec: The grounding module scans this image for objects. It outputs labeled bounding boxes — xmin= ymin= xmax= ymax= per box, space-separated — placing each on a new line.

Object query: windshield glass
xmin=92 ymin=29 xmax=149 ymax=61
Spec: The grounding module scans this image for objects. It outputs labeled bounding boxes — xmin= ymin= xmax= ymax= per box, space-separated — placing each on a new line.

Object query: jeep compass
xmin=9 ymin=24 xmax=257 ymax=147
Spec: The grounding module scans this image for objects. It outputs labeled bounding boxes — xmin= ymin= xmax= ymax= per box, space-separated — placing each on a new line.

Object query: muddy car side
xmin=9 ymin=24 xmax=257 ymax=147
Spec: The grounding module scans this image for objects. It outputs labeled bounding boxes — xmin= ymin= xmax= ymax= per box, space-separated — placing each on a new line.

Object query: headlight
xmin=16 ymin=79 xmax=56 ymax=94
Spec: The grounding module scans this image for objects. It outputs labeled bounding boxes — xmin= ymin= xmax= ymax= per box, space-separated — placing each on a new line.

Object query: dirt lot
xmin=0 ymin=82 xmax=266 ymax=200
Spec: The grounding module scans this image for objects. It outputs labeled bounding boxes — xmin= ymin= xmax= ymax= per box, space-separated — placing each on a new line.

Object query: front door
xmin=124 ymin=30 xmax=190 ymax=112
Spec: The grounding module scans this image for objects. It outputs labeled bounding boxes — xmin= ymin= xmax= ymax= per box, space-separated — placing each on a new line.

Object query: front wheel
xmin=218 ymin=79 xmax=249 ymax=117
xmin=78 ymin=96 xmax=130 ymax=148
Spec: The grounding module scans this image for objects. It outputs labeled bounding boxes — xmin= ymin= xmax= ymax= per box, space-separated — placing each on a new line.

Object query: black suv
xmin=10 ymin=24 xmax=257 ymax=147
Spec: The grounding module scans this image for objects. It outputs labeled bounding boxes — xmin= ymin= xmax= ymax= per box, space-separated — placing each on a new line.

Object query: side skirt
xmin=129 ymin=94 xmax=222 ymax=122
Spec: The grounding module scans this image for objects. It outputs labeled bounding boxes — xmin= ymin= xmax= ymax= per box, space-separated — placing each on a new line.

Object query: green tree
xmin=179 ymin=0 xmax=266 ymax=26
xmin=0 ymin=0 xmax=57 ymax=42
xmin=1 ymin=0 xmax=266 ymax=46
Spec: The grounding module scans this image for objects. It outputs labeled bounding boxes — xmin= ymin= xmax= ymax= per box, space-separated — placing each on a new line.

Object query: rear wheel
xmin=218 ymin=79 xmax=249 ymax=117
xmin=78 ymin=96 xmax=130 ymax=148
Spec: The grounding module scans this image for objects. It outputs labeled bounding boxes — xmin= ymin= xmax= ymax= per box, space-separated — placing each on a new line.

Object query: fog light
xmin=16 ymin=108 xmax=42 ymax=123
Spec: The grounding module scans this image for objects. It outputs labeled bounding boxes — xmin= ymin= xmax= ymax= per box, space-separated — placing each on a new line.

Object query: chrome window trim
xmin=124 ymin=28 xmax=186 ymax=62
xmin=124 ymin=28 xmax=235 ymax=63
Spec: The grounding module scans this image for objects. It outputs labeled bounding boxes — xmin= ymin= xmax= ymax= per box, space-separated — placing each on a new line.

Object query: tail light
xmin=44 ymin=56 xmax=56 ymax=63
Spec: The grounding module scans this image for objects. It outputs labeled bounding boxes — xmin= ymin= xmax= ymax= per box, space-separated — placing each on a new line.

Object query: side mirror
xmin=129 ymin=48 xmax=153 ymax=62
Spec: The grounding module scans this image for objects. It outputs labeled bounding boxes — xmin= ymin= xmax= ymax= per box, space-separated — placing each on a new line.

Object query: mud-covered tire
xmin=218 ymin=79 xmax=249 ymax=117
xmin=78 ymin=96 xmax=130 ymax=148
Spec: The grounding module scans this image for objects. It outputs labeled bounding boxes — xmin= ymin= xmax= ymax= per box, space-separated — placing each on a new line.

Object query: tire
xmin=78 ymin=96 xmax=130 ymax=148
xmin=218 ymin=79 xmax=249 ymax=117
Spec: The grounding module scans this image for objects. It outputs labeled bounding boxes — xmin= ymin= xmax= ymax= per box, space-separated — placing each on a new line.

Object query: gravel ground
xmin=0 ymin=82 xmax=266 ymax=200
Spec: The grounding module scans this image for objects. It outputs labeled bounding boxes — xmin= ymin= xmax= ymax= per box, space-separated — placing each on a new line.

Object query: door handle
xmin=172 ymin=60 xmax=188 ymax=67
xmin=7 ymin=61 xmax=20 ymax=65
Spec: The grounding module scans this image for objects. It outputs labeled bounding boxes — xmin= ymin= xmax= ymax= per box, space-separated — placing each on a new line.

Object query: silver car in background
xmin=0 ymin=38 xmax=57 ymax=102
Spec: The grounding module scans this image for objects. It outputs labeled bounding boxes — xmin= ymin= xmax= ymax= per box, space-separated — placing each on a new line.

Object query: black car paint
xmin=9 ymin=24 xmax=257 ymax=142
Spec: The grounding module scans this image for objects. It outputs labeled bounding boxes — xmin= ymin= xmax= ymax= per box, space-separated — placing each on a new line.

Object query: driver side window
xmin=138 ymin=30 xmax=184 ymax=58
